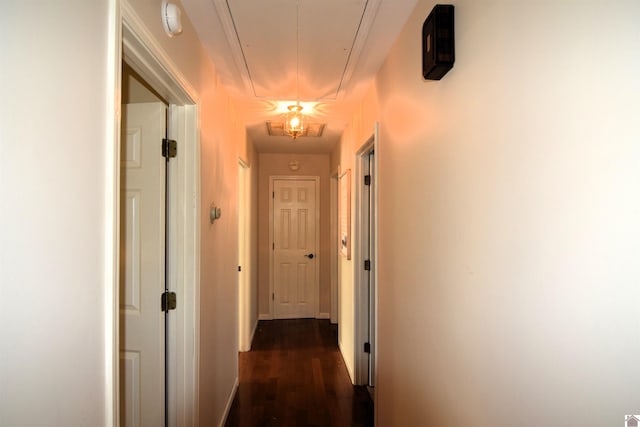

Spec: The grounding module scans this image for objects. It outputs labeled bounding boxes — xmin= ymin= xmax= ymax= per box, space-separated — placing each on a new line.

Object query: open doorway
xmin=354 ymin=125 xmax=379 ymax=398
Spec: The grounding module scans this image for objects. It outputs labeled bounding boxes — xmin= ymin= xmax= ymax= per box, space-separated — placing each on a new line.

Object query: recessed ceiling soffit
xmin=212 ymin=0 xmax=381 ymax=101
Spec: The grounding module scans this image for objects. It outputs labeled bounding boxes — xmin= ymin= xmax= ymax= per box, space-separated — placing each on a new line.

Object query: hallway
xmin=225 ymin=320 xmax=373 ymax=427
xmin=6 ymin=1 xmax=640 ymax=426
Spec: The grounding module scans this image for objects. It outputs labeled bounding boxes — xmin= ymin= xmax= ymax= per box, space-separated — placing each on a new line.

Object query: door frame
xmin=119 ymin=2 xmax=201 ymax=426
xmin=238 ymin=159 xmax=251 ymax=351
xmin=354 ymin=124 xmax=379 ymax=388
xmin=268 ymin=176 xmax=321 ymax=319
xmin=330 ymin=168 xmax=340 ymax=324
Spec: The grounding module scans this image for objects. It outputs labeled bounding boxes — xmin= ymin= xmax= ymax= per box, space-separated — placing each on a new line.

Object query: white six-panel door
xmin=120 ymin=102 xmax=166 ymax=426
xmin=272 ymin=178 xmax=319 ymax=319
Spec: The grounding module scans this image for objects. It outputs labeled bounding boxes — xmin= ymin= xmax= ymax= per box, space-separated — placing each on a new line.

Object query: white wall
xmin=340 ymin=0 xmax=640 ymax=425
xmin=0 ymin=1 xmax=117 ymax=425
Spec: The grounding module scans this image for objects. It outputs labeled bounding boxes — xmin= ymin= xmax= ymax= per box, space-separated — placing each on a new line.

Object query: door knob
xmin=304 ymin=253 xmax=315 ymax=259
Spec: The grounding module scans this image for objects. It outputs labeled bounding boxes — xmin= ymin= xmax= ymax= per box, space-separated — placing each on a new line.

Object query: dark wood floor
xmin=224 ymin=319 xmax=373 ymax=427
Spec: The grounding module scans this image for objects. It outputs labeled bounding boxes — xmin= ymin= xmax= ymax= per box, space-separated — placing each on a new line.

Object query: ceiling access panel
xmin=225 ymin=0 xmax=371 ymax=100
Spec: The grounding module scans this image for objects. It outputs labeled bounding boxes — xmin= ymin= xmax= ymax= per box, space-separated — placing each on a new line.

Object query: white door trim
xmin=238 ymin=159 xmax=251 ymax=351
xmin=330 ymin=169 xmax=340 ymax=324
xmin=354 ymin=124 xmax=379 ymax=387
xmin=105 ymin=1 xmax=120 ymax=424
xmin=268 ymin=176 xmax=321 ymax=319
xmin=120 ymin=3 xmax=201 ymax=426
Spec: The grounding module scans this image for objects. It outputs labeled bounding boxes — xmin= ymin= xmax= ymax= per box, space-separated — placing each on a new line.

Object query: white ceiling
xmin=181 ymin=0 xmax=418 ymax=153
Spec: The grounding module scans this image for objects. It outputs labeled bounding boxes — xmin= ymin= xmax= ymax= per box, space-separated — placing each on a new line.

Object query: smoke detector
xmin=161 ymin=0 xmax=183 ymax=37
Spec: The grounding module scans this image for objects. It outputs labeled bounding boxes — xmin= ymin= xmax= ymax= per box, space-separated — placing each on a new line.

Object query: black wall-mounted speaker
xmin=422 ymin=4 xmax=455 ymax=80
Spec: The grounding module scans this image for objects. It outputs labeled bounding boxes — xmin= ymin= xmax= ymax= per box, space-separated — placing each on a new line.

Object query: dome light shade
xmin=161 ymin=1 xmax=183 ymax=37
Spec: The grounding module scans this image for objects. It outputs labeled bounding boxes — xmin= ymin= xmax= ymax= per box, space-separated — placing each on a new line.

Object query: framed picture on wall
xmin=339 ymin=168 xmax=351 ymax=259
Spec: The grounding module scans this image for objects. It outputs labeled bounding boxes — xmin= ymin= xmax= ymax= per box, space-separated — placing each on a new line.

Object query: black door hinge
xmin=364 ymin=175 xmax=371 ymax=186
xmin=364 ymin=260 xmax=371 ymax=271
xmin=162 ymin=138 xmax=177 ymax=159
xmin=238 ymin=266 xmax=242 ymax=272
xmin=161 ymin=291 xmax=177 ymax=312
xmin=364 ymin=342 xmax=371 ymax=353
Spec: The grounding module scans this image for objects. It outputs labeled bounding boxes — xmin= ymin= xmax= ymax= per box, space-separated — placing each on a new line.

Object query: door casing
xmin=330 ymin=169 xmax=340 ymax=324
xmin=354 ymin=124 xmax=379 ymax=393
xmin=238 ymin=159 xmax=251 ymax=351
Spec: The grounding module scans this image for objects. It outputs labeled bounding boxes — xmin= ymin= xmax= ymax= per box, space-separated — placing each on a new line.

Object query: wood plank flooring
xmin=224 ymin=319 xmax=374 ymax=427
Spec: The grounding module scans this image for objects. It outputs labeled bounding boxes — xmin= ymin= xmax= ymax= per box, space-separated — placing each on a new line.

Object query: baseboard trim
xmin=218 ymin=377 xmax=239 ymax=427
xmin=259 ymin=313 xmax=331 ymax=320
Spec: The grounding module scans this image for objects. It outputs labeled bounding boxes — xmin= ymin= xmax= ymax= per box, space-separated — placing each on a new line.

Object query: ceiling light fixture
xmin=284 ymin=104 xmax=304 ymax=139
xmin=284 ymin=0 xmax=305 ymax=139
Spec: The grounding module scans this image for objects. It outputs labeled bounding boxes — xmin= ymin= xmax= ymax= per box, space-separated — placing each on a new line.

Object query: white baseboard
xmin=218 ymin=377 xmax=238 ymax=427
xmin=259 ymin=313 xmax=331 ymax=320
